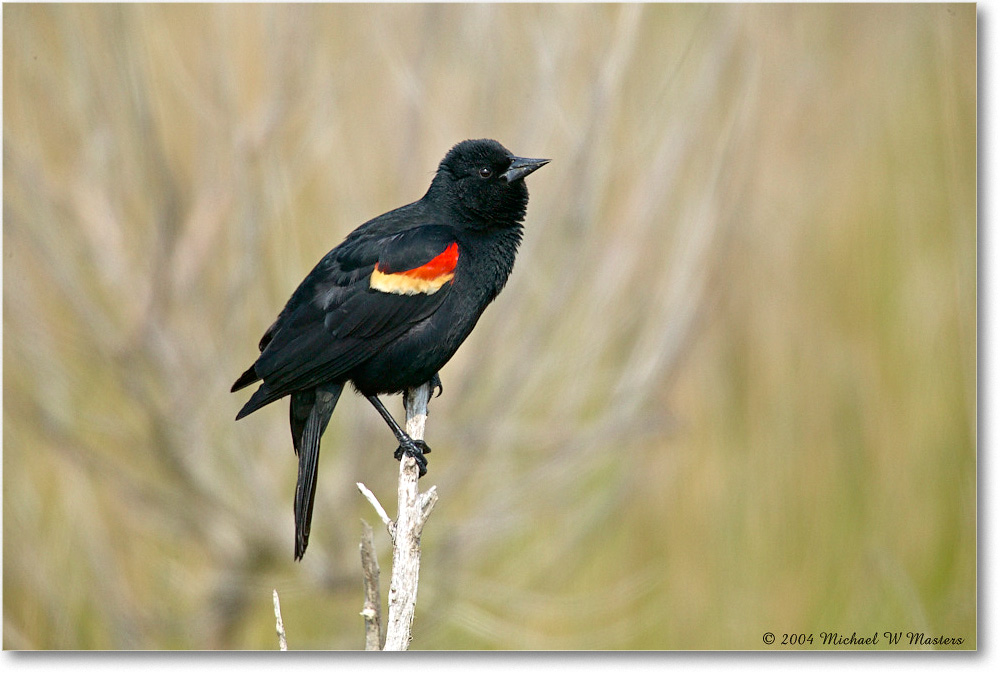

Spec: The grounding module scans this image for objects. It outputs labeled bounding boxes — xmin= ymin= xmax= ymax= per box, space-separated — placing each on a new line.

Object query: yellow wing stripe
xmin=370 ymin=268 xmax=454 ymax=295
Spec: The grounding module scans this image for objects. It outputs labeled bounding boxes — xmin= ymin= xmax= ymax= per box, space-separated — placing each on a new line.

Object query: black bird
xmin=232 ymin=139 xmax=548 ymax=559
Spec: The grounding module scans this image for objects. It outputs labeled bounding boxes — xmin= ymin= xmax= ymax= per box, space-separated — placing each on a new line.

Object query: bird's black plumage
xmin=232 ymin=139 xmax=548 ymax=559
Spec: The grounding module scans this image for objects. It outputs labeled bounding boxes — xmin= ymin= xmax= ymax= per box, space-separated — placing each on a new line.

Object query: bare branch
xmin=272 ymin=589 xmax=287 ymax=651
xmin=355 ymin=382 xmax=438 ymax=651
xmin=359 ymin=520 xmax=383 ymax=650
xmin=382 ymin=382 xmax=437 ymax=651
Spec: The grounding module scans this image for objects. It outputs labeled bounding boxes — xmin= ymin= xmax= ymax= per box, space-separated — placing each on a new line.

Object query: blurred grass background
xmin=2 ymin=3 xmax=975 ymax=650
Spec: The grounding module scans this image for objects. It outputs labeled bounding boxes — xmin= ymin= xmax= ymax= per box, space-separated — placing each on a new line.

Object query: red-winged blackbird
xmin=232 ymin=139 xmax=548 ymax=559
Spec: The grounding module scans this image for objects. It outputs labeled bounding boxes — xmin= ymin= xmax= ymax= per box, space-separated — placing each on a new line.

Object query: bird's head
xmin=429 ymin=139 xmax=549 ymax=227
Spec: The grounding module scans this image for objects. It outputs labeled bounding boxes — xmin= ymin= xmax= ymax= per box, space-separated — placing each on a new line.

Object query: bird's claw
xmin=394 ymin=439 xmax=430 ymax=477
xmin=429 ymin=373 xmax=443 ymax=398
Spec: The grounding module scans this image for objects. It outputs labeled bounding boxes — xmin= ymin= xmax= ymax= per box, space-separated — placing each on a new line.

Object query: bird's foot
xmin=429 ymin=373 xmax=443 ymax=398
xmin=394 ymin=438 xmax=430 ymax=477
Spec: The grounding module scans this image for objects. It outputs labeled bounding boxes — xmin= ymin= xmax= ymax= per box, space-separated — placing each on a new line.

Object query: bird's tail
xmin=293 ymin=382 xmax=344 ymax=560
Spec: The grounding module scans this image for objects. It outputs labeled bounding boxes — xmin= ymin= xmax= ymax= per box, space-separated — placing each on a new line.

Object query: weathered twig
xmin=359 ymin=520 xmax=383 ymax=650
xmin=272 ymin=589 xmax=287 ymax=651
xmin=357 ymin=382 xmax=439 ymax=651
xmin=356 ymin=482 xmax=395 ymax=539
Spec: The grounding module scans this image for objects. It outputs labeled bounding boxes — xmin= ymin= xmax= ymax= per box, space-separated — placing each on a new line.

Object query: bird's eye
xmin=478 ymin=167 xmax=493 ymax=179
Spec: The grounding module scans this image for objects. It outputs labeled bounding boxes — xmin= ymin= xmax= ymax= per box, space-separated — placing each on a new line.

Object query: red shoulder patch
xmin=380 ymin=242 xmax=458 ymax=279
xmin=370 ymin=242 xmax=459 ymax=295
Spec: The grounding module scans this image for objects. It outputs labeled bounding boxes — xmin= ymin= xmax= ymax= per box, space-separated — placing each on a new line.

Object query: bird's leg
xmin=365 ymin=394 xmax=430 ymax=476
xmin=429 ymin=372 xmax=443 ymax=398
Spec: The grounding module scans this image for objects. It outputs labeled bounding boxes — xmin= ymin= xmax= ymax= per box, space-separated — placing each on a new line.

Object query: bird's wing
xmin=241 ymin=225 xmax=459 ymax=407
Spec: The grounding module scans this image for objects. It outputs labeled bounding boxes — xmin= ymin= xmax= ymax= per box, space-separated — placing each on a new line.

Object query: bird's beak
xmin=501 ymin=156 xmax=550 ymax=183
